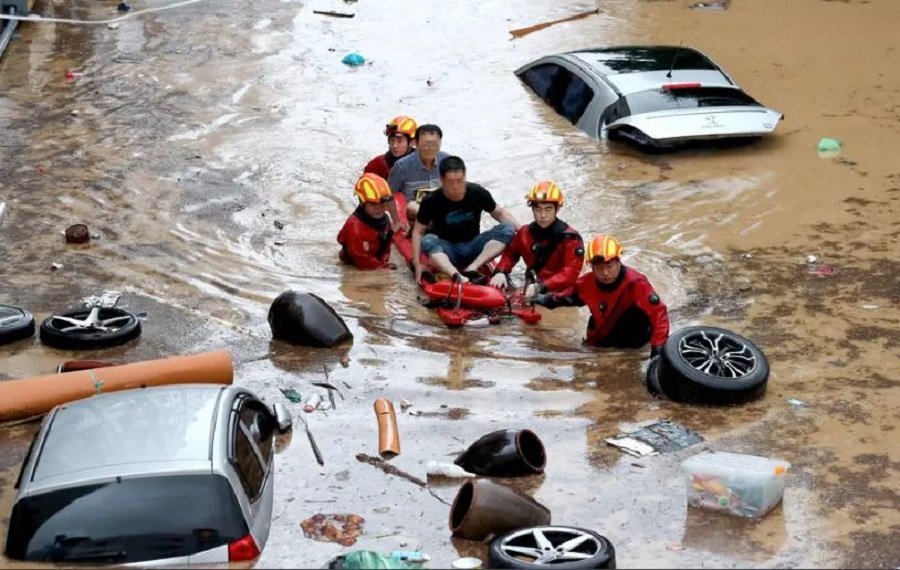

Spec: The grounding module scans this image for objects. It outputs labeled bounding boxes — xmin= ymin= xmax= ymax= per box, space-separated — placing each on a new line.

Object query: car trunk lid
xmin=607 ymin=106 xmax=783 ymax=142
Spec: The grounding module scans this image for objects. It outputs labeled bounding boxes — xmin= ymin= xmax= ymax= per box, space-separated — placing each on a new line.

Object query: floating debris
xmin=606 ymin=420 xmax=703 ymax=457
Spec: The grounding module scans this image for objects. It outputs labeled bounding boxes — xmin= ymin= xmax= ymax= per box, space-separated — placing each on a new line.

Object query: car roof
xmin=28 ymin=385 xmax=229 ymax=490
xmin=565 ymin=46 xmax=734 ymax=93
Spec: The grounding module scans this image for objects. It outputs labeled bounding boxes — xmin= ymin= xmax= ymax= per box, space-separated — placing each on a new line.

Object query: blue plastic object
xmin=342 ymin=53 xmax=365 ymax=67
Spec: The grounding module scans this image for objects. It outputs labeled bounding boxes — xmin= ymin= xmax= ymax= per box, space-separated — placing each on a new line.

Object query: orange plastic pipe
xmin=374 ymin=398 xmax=400 ymax=458
xmin=0 ymin=350 xmax=233 ymax=422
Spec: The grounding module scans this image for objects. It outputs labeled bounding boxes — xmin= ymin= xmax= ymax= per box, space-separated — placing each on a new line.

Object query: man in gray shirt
xmin=387 ymin=124 xmax=449 ymax=232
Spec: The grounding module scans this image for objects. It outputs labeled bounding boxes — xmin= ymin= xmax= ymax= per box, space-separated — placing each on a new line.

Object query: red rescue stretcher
xmin=392 ymin=232 xmax=541 ymax=328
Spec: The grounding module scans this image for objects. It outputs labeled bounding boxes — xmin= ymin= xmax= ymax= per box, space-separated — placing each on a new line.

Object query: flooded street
xmin=1 ymin=0 xmax=898 ymax=567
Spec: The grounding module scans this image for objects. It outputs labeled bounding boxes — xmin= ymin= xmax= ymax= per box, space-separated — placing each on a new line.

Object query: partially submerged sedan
xmin=5 ymin=384 xmax=292 ymax=565
xmin=515 ymin=45 xmax=783 ymax=150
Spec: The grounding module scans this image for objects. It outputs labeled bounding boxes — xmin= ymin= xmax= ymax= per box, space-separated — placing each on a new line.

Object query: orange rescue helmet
xmin=526 ymin=181 xmax=564 ymax=207
xmin=354 ymin=173 xmax=393 ymax=204
xmin=586 ymin=234 xmax=623 ymax=264
xmin=384 ymin=115 xmax=418 ymax=139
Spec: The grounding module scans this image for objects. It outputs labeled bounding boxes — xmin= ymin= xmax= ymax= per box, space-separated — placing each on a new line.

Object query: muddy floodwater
xmin=1 ymin=0 xmax=898 ymax=568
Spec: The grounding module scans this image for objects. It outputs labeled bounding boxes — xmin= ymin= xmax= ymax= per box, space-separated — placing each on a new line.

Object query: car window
xmin=620 ymin=87 xmax=761 ymax=116
xmin=5 ymin=474 xmax=248 ymax=563
xmin=239 ymin=403 xmax=274 ymax=467
xmin=232 ymin=399 xmax=275 ymax=500
xmin=520 ymin=63 xmax=594 ymax=124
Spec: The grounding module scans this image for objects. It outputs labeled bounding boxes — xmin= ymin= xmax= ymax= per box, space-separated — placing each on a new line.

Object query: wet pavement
xmin=1 ymin=0 xmax=898 ymax=568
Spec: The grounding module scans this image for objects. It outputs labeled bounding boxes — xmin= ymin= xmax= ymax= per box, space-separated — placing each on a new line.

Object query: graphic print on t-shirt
xmin=445 ymin=210 xmax=475 ymax=226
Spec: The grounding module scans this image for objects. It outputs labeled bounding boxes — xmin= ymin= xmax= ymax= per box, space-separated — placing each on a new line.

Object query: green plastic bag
xmin=328 ymin=550 xmax=420 ymax=570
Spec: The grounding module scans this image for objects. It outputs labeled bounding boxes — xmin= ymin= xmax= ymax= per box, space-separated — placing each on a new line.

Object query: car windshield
xmin=615 ymin=87 xmax=761 ymax=118
xmin=5 ymin=474 xmax=248 ymax=563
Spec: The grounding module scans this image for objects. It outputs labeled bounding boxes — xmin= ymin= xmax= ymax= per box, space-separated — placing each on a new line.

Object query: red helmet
xmin=585 ymin=234 xmax=623 ymax=264
xmin=354 ymin=173 xmax=393 ymax=204
xmin=384 ymin=115 xmax=417 ymax=138
xmin=526 ymin=181 xmax=564 ymax=207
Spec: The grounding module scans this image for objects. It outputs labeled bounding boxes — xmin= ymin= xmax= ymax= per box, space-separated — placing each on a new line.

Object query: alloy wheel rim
xmin=499 ymin=527 xmax=602 ymax=565
xmin=678 ymin=329 xmax=757 ymax=379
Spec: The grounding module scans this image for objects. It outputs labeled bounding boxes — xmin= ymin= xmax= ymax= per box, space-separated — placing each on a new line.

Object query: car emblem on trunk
xmin=703 ymin=115 xmax=723 ymax=129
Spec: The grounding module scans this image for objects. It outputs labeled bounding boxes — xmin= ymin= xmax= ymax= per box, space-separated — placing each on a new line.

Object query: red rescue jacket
xmin=363 ymin=153 xmax=391 ymax=180
xmin=494 ymin=220 xmax=583 ymax=293
xmin=337 ymin=207 xmax=394 ymax=270
xmin=544 ymin=266 xmax=670 ymax=349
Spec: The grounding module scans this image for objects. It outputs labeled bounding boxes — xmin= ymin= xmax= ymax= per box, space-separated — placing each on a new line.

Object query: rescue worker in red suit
xmin=489 ymin=181 xmax=584 ymax=297
xmin=337 ymin=173 xmax=397 ymax=270
xmin=363 ymin=115 xmax=417 ymax=217
xmin=532 ymin=234 xmax=670 ymax=357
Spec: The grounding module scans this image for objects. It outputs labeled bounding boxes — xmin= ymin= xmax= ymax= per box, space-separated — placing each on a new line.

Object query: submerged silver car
xmin=516 ymin=45 xmax=783 ymax=150
xmin=4 ymin=384 xmax=292 ymax=565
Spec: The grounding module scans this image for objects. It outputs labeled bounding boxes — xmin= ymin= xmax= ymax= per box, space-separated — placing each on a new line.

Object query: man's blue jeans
xmin=421 ymin=224 xmax=515 ymax=269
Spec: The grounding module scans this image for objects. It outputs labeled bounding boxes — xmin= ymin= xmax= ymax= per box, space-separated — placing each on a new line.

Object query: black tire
xmin=658 ymin=326 xmax=768 ymax=405
xmin=645 ymin=357 xmax=666 ymax=399
xmin=0 ymin=304 xmax=35 ymax=346
xmin=488 ymin=526 xmax=616 ymax=569
xmin=40 ymin=307 xmax=141 ymax=350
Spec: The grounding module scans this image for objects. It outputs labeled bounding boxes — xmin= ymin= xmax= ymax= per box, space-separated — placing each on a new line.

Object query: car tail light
xmin=661 ymin=82 xmax=701 ymax=90
xmin=228 ymin=534 xmax=260 ymax=561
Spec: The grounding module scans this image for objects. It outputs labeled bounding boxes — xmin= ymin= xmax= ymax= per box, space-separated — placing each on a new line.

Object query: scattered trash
xmin=107 ymin=22 xmax=120 ymax=29
xmin=688 ymin=0 xmax=730 ymax=10
xmin=817 ymin=137 xmax=843 ymax=158
xmin=740 ymin=252 xmax=753 ymax=259
xmin=786 ymin=398 xmax=807 ymax=408
xmin=455 ymin=429 xmax=546 ymax=476
xmin=303 ymin=393 xmax=322 ymax=413
xmin=408 ymin=406 xmax=469 ymax=420
xmin=268 ymin=290 xmax=352 ymax=347
xmin=605 ymin=420 xmax=703 ymax=458
xmin=0 ymin=200 xmax=7 ymax=225
xmin=375 ymin=398 xmax=400 ymax=458
xmin=298 ymin=413 xmax=325 ymax=466
xmin=806 ymin=255 xmax=817 ymax=264
xmin=508 ymin=8 xmax=599 ymax=39
xmin=64 ymin=223 xmax=90 ymax=244
xmin=682 ymin=451 xmax=790 ymax=518
xmin=117 ymin=1 xmax=131 ymax=12
xmin=449 ymin=479 xmax=550 ymax=540
xmin=666 ymin=543 xmax=686 ymax=551
xmin=70 ymin=109 xmax=80 ymax=116
xmin=399 ymin=398 xmax=413 ymax=412
xmin=451 ymin=558 xmax=483 ymax=570
xmin=327 ymin=550 xmax=420 ymax=570
xmin=342 ymin=52 xmax=365 ymax=66
xmin=274 ymin=219 xmax=285 ymax=230
xmin=807 ymin=264 xmax=838 ymax=277
xmin=426 ymin=460 xmax=475 ymax=479
xmin=280 ymin=387 xmax=303 ymax=403
xmin=861 ymin=304 xmax=879 ymax=310
xmin=300 ymin=513 xmax=365 ymax=546
xmin=390 ymin=551 xmax=430 ymax=563
xmin=314 ymin=9 xmax=355 ymax=18
xmin=50 ymin=262 xmax=63 ymax=271
xmin=64 ymin=70 xmax=76 ymax=82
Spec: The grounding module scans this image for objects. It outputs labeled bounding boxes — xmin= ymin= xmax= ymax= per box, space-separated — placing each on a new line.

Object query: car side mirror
xmin=272 ymin=403 xmax=293 ymax=433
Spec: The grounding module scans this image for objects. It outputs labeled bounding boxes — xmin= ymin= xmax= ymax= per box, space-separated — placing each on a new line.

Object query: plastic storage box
xmin=682 ymin=451 xmax=790 ymax=518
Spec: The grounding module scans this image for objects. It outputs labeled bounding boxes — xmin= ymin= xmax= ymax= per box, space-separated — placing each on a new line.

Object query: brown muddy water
xmin=1 ymin=0 xmax=898 ymax=568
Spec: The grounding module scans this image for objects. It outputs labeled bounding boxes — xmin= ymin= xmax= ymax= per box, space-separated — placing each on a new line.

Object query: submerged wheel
xmin=488 ymin=526 xmax=616 ymax=569
xmin=40 ymin=307 xmax=141 ymax=350
xmin=658 ymin=326 xmax=768 ymax=405
xmin=0 ymin=304 xmax=35 ymax=346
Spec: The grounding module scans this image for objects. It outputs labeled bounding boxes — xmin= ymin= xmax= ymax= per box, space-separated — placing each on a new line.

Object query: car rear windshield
xmin=610 ymin=87 xmax=761 ymax=119
xmin=5 ymin=474 xmax=248 ymax=563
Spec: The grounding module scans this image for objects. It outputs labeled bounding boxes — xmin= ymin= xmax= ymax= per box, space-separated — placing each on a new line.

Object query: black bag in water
xmin=268 ymin=291 xmax=352 ymax=348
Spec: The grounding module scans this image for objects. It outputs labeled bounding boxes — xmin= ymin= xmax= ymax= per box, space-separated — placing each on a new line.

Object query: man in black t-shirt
xmin=411 ymin=156 xmax=520 ymax=284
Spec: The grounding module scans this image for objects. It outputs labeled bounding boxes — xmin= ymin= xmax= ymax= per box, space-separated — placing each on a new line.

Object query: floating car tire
xmin=488 ymin=526 xmax=616 ymax=569
xmin=40 ymin=307 xmax=141 ymax=350
xmin=658 ymin=326 xmax=768 ymax=405
xmin=645 ymin=356 xmax=665 ymax=399
xmin=0 ymin=305 xmax=35 ymax=346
